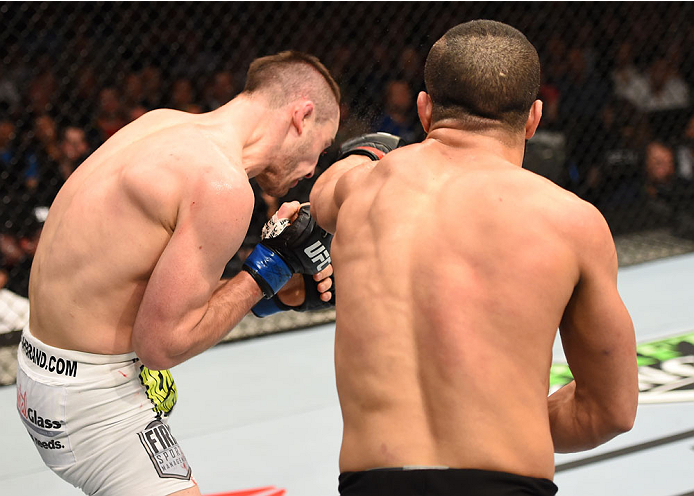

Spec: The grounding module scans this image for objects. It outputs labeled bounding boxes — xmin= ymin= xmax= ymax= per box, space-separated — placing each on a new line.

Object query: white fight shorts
xmin=16 ymin=326 xmax=196 ymax=496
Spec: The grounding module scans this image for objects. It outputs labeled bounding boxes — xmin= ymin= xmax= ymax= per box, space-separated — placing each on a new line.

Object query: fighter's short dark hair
xmin=425 ymin=20 xmax=540 ymax=131
xmin=244 ymin=50 xmax=340 ymax=122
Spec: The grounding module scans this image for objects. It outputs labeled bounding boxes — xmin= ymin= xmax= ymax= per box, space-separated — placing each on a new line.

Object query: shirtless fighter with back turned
xmin=17 ymin=51 xmax=338 ymax=495
xmin=310 ymin=20 xmax=638 ymax=495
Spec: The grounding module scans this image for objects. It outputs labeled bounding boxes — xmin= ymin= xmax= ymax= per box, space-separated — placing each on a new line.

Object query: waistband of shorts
xmin=18 ymin=325 xmax=138 ymax=375
xmin=338 ymin=467 xmax=558 ymax=495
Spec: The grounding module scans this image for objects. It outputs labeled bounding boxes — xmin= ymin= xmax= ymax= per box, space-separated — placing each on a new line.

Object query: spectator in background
xmin=171 ymin=78 xmax=203 ymax=113
xmin=75 ymin=66 xmax=99 ymax=105
xmin=9 ymin=213 xmax=43 ymax=298
xmin=541 ymin=34 xmax=568 ymax=90
xmin=557 ymin=47 xmax=610 ymax=197
xmin=0 ymin=227 xmax=24 ymax=298
xmin=335 ymin=100 xmax=370 ymax=146
xmin=24 ymin=114 xmax=62 ymax=202
xmin=0 ymin=232 xmax=23 ymax=271
xmin=536 ymin=35 xmax=566 ymax=133
xmin=397 ymin=46 xmax=425 ymax=93
xmin=95 ymin=87 xmax=126 ymax=142
xmin=204 ymin=71 xmax=236 ymax=111
xmin=328 ymin=42 xmax=389 ymax=123
xmin=557 ymin=47 xmax=610 ymax=128
xmin=0 ymin=119 xmax=16 ymax=165
xmin=675 ymin=114 xmax=694 ymax=180
xmin=523 ymin=71 xmax=568 ymax=188
xmin=683 ymin=25 xmax=694 ymax=89
xmin=121 ymin=72 xmax=148 ymax=124
xmin=643 ymin=140 xmax=694 ymax=237
xmin=629 ymin=57 xmax=691 ymax=113
xmin=58 ymin=126 xmax=90 ymax=180
xmin=572 ymin=23 xmax=598 ymax=74
xmin=0 ymin=119 xmax=23 ymax=195
xmin=646 ymin=141 xmax=677 ymax=191
xmin=122 ymin=72 xmax=145 ymax=114
xmin=0 ymin=265 xmax=30 ymax=336
xmin=71 ymin=66 xmax=100 ymax=128
xmin=0 ymin=44 xmax=26 ymax=119
xmin=611 ymin=41 xmax=644 ymax=106
xmin=0 ymin=73 xmax=21 ymax=119
xmin=24 ymin=123 xmax=88 ymax=209
xmin=140 ymin=65 xmax=163 ymax=109
xmin=538 ymin=73 xmax=561 ymax=131
xmin=586 ymin=99 xmax=649 ymax=214
xmin=645 ymin=141 xmax=690 ymax=196
xmin=26 ymin=71 xmax=58 ymax=116
xmin=375 ymin=80 xmax=421 ymax=144
xmin=0 ymin=204 xmax=43 ymax=299
xmin=327 ymin=45 xmax=356 ymax=90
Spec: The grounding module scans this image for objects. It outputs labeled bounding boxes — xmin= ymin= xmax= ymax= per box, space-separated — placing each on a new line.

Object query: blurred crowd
xmin=531 ymin=35 xmax=694 ymax=238
xmin=1 ymin=3 xmax=694 ymax=309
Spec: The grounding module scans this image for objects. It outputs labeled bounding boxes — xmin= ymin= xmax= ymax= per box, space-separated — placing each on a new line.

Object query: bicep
xmin=133 ymin=183 xmax=253 ymax=342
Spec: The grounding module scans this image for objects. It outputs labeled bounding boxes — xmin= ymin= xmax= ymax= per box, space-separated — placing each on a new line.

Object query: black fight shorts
xmin=338 ymin=467 xmax=558 ymax=496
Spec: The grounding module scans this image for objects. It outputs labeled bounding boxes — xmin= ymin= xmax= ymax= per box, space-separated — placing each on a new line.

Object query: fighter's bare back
xmin=28 ymin=109 xmax=253 ymax=355
xmin=321 ymin=137 xmax=633 ymax=480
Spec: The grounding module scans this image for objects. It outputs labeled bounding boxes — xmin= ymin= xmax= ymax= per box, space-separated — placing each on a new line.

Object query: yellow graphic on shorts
xmin=139 ymin=366 xmax=177 ymax=416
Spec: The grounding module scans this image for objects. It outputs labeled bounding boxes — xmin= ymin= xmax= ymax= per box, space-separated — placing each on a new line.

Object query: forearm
xmin=548 ymin=380 xmax=633 ymax=453
xmin=142 ymin=271 xmax=262 ymax=369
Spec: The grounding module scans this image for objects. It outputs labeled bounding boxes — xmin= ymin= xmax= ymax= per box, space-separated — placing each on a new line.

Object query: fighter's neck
xmin=196 ymin=94 xmax=286 ymax=178
xmin=425 ymin=127 xmax=526 ymax=167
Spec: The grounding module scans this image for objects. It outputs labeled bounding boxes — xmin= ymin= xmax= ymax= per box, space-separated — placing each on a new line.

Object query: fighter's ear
xmin=525 ymin=100 xmax=543 ymax=140
xmin=417 ymin=92 xmax=433 ymax=134
xmin=292 ymin=101 xmax=314 ymax=136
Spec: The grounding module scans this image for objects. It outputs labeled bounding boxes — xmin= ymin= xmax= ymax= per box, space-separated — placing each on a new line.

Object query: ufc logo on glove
xmin=304 ymin=240 xmax=331 ymax=272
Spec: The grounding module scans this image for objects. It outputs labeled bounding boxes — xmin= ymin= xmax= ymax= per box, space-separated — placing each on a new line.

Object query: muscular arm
xmin=548 ymin=206 xmax=638 ymax=452
xmin=132 ymin=163 xmax=259 ymax=370
xmin=309 ymin=154 xmax=373 ymax=233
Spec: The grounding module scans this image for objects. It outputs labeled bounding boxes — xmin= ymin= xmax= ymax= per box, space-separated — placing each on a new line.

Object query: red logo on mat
xmin=204 ymin=487 xmax=286 ymax=496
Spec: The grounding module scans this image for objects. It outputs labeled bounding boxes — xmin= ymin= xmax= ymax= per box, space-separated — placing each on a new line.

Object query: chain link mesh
xmin=1 ymin=2 xmax=693 ymax=385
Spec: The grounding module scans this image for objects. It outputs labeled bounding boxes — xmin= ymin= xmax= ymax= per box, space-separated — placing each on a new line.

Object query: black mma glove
xmin=243 ymin=204 xmax=332 ymax=298
xmin=251 ymin=273 xmax=335 ymax=318
xmin=338 ymin=132 xmax=405 ymax=161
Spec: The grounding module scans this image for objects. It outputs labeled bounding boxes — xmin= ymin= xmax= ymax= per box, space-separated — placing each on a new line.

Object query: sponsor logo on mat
xmin=550 ymin=331 xmax=694 ymax=403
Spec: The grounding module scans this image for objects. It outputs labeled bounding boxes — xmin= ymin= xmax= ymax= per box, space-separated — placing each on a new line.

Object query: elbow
xmin=132 ymin=327 xmax=179 ymax=371
xmin=136 ymin=351 xmax=177 ymax=371
xmin=609 ymin=402 xmax=637 ymax=435
xmin=601 ymin=414 xmax=634 ymax=440
xmin=610 ymin=383 xmax=639 ymax=434
xmin=595 ymin=399 xmax=637 ymax=443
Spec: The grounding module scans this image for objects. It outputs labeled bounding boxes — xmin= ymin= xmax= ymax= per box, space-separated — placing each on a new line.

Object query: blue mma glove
xmin=243 ymin=204 xmax=332 ymax=298
xmin=251 ymin=273 xmax=336 ymax=318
